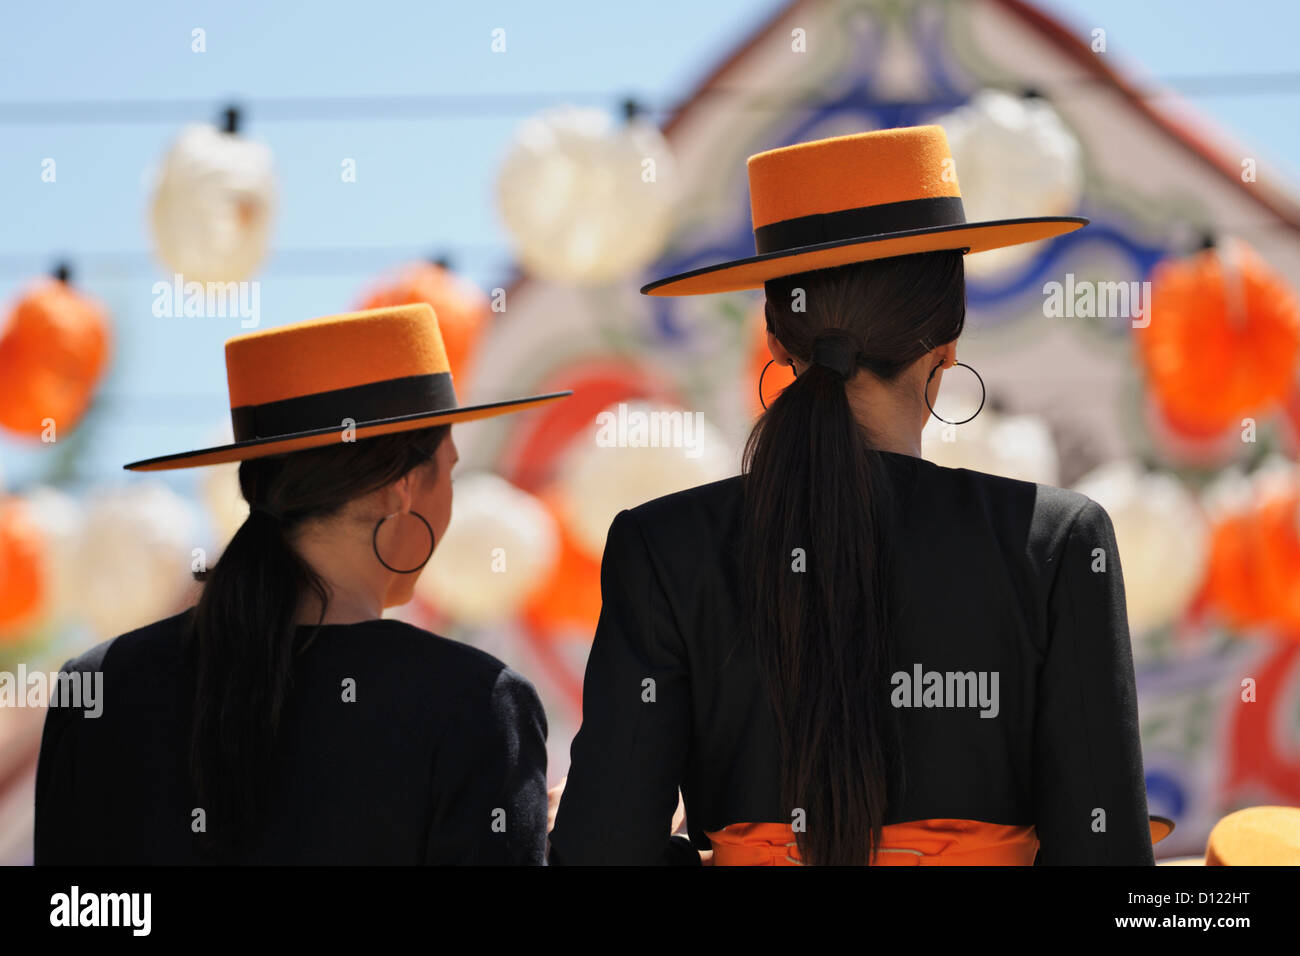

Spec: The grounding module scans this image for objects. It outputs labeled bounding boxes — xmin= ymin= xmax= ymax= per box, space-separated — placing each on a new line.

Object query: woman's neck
xmin=289 ymin=523 xmax=388 ymax=625
xmin=845 ymin=373 xmax=925 ymax=458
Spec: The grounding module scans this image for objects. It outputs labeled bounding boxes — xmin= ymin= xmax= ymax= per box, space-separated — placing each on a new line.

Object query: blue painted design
xmin=1145 ymin=768 xmax=1188 ymax=819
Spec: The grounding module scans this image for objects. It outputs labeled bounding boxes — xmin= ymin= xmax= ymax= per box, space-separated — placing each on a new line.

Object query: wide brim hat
xmin=641 ymin=125 xmax=1087 ymax=297
xmin=1157 ymin=806 xmax=1300 ymax=865
xmin=124 ymin=303 xmax=570 ymax=471
xmin=1149 ymin=815 xmax=1175 ymax=845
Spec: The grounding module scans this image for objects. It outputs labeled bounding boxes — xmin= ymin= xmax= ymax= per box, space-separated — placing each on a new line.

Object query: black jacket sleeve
xmin=34 ymin=658 xmax=82 ymax=866
xmin=1034 ymin=500 xmax=1154 ymax=865
xmin=426 ymin=666 xmax=549 ymax=865
xmin=549 ymin=509 xmax=696 ymax=865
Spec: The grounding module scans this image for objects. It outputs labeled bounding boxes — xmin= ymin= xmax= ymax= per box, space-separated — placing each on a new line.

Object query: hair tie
xmin=250 ymin=503 xmax=282 ymax=522
xmin=809 ymin=330 xmax=859 ymax=381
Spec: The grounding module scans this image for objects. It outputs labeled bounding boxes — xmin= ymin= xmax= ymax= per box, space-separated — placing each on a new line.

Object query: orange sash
xmin=705 ymin=819 xmax=1039 ymax=866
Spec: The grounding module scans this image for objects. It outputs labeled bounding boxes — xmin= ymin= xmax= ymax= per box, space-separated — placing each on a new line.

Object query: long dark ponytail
xmin=741 ymin=250 xmax=966 ymax=865
xmin=188 ymin=425 xmax=449 ymax=857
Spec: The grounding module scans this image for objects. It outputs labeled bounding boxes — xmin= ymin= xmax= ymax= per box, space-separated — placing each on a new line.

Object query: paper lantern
xmin=522 ymin=493 xmax=603 ymax=639
xmin=1137 ymin=240 xmax=1300 ymax=437
xmin=19 ymin=487 xmax=82 ymax=628
xmin=497 ymin=106 xmax=677 ymax=284
xmin=0 ymin=279 xmax=110 ymax=438
xmin=201 ymin=460 xmax=250 ymax=546
xmin=921 ymin=410 xmax=1059 ymax=485
xmin=0 ymin=498 xmax=47 ymax=640
xmin=1252 ymin=489 xmax=1300 ymax=632
xmin=150 ymin=123 xmax=276 ymax=283
xmin=357 ymin=263 xmax=489 ymax=385
xmin=1073 ymin=461 xmax=1208 ymax=636
xmin=1203 ymin=466 xmax=1300 ymax=635
xmin=939 ymin=90 xmax=1083 ymax=278
xmin=415 ymin=473 xmax=558 ymax=626
xmin=66 ymin=484 xmax=198 ymax=640
xmin=1203 ymin=508 xmax=1258 ymax=631
xmin=554 ymin=401 xmax=734 ymax=559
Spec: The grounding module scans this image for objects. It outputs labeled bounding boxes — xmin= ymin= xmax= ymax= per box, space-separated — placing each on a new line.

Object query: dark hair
xmin=187 ymin=425 xmax=449 ymax=857
xmin=741 ymin=250 xmax=966 ymax=865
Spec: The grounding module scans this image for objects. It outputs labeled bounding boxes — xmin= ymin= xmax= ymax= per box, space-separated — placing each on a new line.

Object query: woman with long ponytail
xmin=551 ymin=128 xmax=1159 ymax=865
xmin=35 ymin=303 xmax=570 ymax=864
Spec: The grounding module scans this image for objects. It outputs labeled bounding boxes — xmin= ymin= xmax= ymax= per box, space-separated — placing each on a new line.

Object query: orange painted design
xmin=705 ymin=819 xmax=1039 ymax=866
xmin=746 ymin=127 xmax=961 ymax=229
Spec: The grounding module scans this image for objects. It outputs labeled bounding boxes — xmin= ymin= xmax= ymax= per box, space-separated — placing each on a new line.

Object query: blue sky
xmin=2 ymin=0 xmax=1298 ymax=489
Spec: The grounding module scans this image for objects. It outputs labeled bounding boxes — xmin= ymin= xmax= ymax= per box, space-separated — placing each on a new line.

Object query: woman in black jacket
xmin=35 ymin=302 xmax=569 ymax=864
xmin=549 ymin=126 xmax=1162 ymax=865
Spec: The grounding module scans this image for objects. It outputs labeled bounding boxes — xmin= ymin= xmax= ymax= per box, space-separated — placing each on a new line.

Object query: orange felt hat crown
xmin=124 ymin=303 xmax=569 ymax=471
xmin=641 ymin=125 xmax=1087 ymax=296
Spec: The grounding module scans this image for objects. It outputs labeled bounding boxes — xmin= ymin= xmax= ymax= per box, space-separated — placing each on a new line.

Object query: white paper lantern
xmin=66 ymin=484 xmax=198 ymax=640
xmin=556 ymin=402 xmax=735 ymax=559
xmin=19 ymin=487 xmax=83 ymax=627
xmin=150 ymin=123 xmax=276 ymax=283
xmin=1073 ymin=461 xmax=1208 ymax=636
xmin=416 ymin=473 xmax=558 ymax=625
xmin=202 ymin=460 xmax=250 ymax=546
xmin=497 ymin=106 xmax=677 ymax=284
xmin=939 ymin=90 xmax=1083 ymax=278
xmin=922 ymin=411 xmax=1059 ymax=485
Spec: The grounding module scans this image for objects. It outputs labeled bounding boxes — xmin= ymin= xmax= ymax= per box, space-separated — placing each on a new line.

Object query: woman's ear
xmin=767 ymin=330 xmax=794 ymax=368
xmin=389 ymin=471 xmax=416 ymax=514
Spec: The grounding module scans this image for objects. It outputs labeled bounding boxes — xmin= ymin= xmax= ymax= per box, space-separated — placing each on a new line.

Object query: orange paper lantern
xmin=1203 ymin=482 xmax=1300 ymax=636
xmin=0 ymin=279 xmax=111 ymax=438
xmin=522 ymin=493 xmax=603 ymax=641
xmin=0 ymin=498 xmax=47 ymax=640
xmin=1253 ymin=490 xmax=1300 ymax=633
xmin=357 ymin=263 xmax=489 ymax=387
xmin=1202 ymin=510 xmax=1257 ymax=630
xmin=1137 ymin=241 xmax=1300 ymax=436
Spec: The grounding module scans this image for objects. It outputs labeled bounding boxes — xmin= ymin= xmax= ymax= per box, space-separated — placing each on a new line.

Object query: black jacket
xmin=549 ymin=451 xmax=1154 ymax=865
xmin=34 ymin=612 xmax=549 ymax=864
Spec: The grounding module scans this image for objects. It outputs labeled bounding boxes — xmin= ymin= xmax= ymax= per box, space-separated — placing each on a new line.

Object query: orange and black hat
xmin=124 ymin=303 xmax=570 ymax=471
xmin=641 ymin=125 xmax=1087 ymax=297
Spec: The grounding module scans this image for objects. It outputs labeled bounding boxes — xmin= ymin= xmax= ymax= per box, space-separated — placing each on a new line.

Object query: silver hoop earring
xmin=372 ymin=510 xmax=436 ymax=574
xmin=924 ymin=361 xmax=986 ymax=426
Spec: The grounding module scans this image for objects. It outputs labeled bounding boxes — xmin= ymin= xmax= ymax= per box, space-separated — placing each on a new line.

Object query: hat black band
xmin=753 ymin=195 xmax=967 ymax=255
xmin=230 ymin=372 xmax=457 ymax=442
